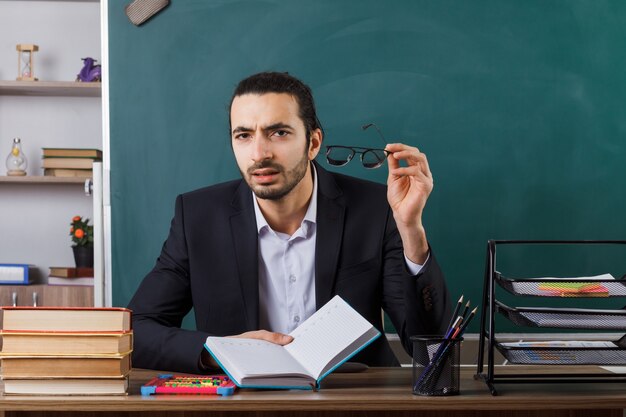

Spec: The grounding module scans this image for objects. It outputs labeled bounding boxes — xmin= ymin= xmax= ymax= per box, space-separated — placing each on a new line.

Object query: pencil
xmin=457 ymin=307 xmax=478 ymax=336
xmin=460 ymin=300 xmax=471 ymax=322
xmin=446 ymin=295 xmax=463 ymax=332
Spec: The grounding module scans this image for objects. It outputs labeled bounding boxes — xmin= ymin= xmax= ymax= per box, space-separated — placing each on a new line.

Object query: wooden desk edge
xmin=0 ymin=367 xmax=624 ymax=412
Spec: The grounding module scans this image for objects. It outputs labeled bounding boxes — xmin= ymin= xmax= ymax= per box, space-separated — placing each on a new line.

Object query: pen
xmin=447 ymin=316 xmax=462 ymax=337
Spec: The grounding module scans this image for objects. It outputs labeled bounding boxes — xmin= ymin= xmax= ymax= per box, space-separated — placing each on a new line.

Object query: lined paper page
xmin=285 ymin=295 xmax=373 ymax=378
xmin=205 ymin=337 xmax=309 ymax=379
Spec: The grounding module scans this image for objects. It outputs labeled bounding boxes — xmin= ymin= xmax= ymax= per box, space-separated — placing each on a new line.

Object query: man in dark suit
xmin=128 ymin=72 xmax=451 ymax=373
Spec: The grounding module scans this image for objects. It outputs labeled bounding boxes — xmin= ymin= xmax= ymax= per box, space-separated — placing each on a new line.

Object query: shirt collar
xmin=253 ymin=163 xmax=318 ymax=236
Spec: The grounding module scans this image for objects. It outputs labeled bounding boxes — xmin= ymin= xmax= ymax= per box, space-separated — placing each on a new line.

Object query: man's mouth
xmin=251 ymin=169 xmax=279 ymax=184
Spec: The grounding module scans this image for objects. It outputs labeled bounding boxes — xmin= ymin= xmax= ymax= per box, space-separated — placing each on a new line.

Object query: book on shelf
xmin=42 ymin=148 xmax=103 ymax=159
xmin=44 ymin=168 xmax=92 ymax=178
xmin=49 ymin=266 xmax=94 ymax=278
xmin=0 ymin=354 xmax=131 ymax=378
xmin=2 ymin=377 xmax=129 ymax=396
xmin=204 ymin=295 xmax=380 ymax=389
xmin=48 ymin=276 xmax=94 ymax=286
xmin=1 ymin=307 xmax=132 ymax=332
xmin=0 ymin=264 xmax=31 ymax=285
xmin=41 ymin=158 xmax=98 ymax=170
xmin=0 ymin=331 xmax=132 ymax=355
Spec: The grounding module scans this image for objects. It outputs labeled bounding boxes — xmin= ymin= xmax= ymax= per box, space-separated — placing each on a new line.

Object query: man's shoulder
xmin=323 ymin=168 xmax=387 ymax=197
xmin=179 ymin=179 xmax=245 ymax=205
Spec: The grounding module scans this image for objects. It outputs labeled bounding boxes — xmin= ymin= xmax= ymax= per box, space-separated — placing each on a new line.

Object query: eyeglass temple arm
xmin=362 ymin=123 xmax=387 ymax=146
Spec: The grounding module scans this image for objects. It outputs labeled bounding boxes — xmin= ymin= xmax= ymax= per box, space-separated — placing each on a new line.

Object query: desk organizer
xmin=475 ymin=240 xmax=626 ymax=395
xmin=495 ymin=274 xmax=626 ymax=297
xmin=495 ymin=302 xmax=626 ymax=330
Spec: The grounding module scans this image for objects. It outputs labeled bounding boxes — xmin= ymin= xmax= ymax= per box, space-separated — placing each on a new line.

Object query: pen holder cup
xmin=411 ymin=335 xmax=463 ymax=396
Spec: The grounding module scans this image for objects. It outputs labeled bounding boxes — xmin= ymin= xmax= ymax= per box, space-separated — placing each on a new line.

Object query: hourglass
xmin=16 ymin=44 xmax=39 ymax=81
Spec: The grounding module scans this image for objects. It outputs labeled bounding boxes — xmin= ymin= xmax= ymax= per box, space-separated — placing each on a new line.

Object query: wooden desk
xmin=1 ymin=367 xmax=625 ymax=417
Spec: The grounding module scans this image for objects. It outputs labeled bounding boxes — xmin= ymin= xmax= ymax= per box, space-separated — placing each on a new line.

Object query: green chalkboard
xmin=108 ymin=0 xmax=626 ymax=333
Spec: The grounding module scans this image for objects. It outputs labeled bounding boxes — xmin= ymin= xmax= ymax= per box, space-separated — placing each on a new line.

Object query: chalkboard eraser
xmin=125 ymin=0 xmax=170 ymax=26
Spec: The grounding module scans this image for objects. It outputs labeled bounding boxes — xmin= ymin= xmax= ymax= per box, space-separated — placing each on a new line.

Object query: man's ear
xmin=308 ymin=128 xmax=323 ymax=160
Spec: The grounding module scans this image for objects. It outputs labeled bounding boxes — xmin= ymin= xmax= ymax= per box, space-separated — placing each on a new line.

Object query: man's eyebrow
xmin=265 ymin=122 xmax=293 ymax=131
xmin=232 ymin=126 xmax=252 ymax=135
xmin=232 ymin=123 xmax=294 ymax=135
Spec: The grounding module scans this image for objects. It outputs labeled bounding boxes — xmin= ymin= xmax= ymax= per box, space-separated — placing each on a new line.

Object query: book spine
xmin=0 ymin=264 xmax=30 ymax=285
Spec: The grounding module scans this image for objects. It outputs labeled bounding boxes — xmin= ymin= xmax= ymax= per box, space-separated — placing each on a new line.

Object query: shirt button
xmin=294 ymin=315 xmax=300 ymax=323
xmin=289 ymin=275 xmax=296 ymax=283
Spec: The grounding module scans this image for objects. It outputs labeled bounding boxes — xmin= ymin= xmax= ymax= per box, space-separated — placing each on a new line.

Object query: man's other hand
xmin=385 ymin=142 xmax=432 ymax=264
xmin=232 ymin=330 xmax=294 ymax=344
xmin=200 ymin=330 xmax=293 ymax=369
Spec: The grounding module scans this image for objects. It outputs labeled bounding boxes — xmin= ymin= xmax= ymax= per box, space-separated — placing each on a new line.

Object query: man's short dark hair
xmin=230 ymin=72 xmax=323 ymax=140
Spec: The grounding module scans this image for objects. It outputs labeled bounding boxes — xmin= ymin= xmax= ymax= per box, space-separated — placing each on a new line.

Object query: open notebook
xmin=204 ymin=295 xmax=380 ymax=389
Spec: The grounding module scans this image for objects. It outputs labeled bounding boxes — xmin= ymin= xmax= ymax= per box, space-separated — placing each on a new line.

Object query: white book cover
xmin=204 ymin=295 xmax=380 ymax=389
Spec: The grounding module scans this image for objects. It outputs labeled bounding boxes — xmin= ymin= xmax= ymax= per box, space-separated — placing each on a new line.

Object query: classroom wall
xmin=108 ymin=0 xmax=626 ymax=332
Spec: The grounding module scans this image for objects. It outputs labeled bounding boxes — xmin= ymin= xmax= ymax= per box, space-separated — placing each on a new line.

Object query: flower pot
xmin=72 ymin=246 xmax=94 ymax=268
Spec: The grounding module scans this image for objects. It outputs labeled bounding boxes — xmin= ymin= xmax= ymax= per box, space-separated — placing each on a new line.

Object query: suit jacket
xmin=128 ymin=162 xmax=451 ymax=373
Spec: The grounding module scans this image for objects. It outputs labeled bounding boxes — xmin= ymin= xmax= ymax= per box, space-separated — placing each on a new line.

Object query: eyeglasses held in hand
xmin=325 ymin=123 xmax=390 ymax=169
xmin=325 ymin=146 xmax=389 ymax=169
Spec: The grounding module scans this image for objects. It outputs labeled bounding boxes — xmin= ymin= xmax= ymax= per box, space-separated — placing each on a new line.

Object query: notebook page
xmin=205 ymin=337 xmax=309 ymax=380
xmin=285 ymin=295 xmax=373 ymax=378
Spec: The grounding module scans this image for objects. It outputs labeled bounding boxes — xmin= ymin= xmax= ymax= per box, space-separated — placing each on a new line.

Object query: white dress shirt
xmin=254 ymin=166 xmax=426 ymax=335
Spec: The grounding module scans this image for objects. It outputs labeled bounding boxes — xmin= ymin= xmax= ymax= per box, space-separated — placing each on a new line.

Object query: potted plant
xmin=70 ymin=215 xmax=94 ymax=268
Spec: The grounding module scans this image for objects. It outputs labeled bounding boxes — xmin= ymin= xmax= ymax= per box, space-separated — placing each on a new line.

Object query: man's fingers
xmin=233 ymin=330 xmax=294 ymax=345
xmin=267 ymin=332 xmax=293 ymax=345
xmin=385 ymin=143 xmax=431 ymax=177
xmin=385 ymin=143 xmax=415 ymax=153
xmin=389 ymin=153 xmax=431 ymax=178
xmin=390 ymin=150 xmax=427 ymax=166
xmin=386 ymin=149 xmax=400 ymax=171
xmin=390 ymin=166 xmax=432 ymax=184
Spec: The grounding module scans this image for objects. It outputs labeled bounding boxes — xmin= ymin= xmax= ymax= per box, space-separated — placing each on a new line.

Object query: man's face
xmin=230 ymin=93 xmax=320 ymax=200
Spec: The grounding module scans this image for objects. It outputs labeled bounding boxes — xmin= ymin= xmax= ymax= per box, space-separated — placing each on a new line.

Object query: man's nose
xmin=251 ymin=135 xmax=272 ymax=162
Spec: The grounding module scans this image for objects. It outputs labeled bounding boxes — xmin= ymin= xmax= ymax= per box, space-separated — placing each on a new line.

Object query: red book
xmin=49 ymin=266 xmax=94 ymax=278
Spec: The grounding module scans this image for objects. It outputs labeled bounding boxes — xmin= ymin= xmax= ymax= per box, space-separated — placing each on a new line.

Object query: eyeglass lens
xmin=361 ymin=149 xmax=387 ymax=168
xmin=326 ymin=147 xmax=354 ymax=166
xmin=326 ymin=147 xmax=387 ymax=169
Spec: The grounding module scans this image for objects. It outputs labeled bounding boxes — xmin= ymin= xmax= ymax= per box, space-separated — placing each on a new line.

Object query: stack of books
xmin=48 ymin=266 xmax=94 ymax=286
xmin=0 ymin=307 xmax=132 ymax=395
xmin=42 ymin=148 xmax=102 ymax=177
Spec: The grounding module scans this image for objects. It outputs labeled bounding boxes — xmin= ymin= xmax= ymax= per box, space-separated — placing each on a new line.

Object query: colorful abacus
xmin=141 ymin=374 xmax=237 ymax=396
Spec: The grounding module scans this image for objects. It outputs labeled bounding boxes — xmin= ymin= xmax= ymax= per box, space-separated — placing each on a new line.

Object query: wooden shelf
xmin=0 ymin=81 xmax=101 ymax=97
xmin=0 ymin=176 xmax=89 ymax=184
xmin=0 ymin=284 xmax=94 ymax=308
